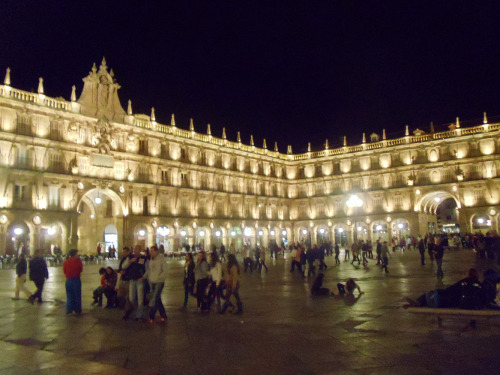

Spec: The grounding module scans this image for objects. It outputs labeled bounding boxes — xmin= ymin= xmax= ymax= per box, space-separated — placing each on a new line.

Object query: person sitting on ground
xmin=102 ymin=267 xmax=118 ymax=308
xmin=403 ymin=268 xmax=484 ymax=309
xmin=481 ymin=269 xmax=500 ymax=310
xmin=311 ymin=273 xmax=330 ymax=296
xmin=335 ymin=278 xmax=364 ymax=296
xmin=92 ymin=267 xmax=107 ymax=306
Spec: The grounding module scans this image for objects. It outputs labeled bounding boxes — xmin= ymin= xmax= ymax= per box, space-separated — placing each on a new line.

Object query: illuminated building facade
xmin=0 ymin=60 xmax=498 ymax=255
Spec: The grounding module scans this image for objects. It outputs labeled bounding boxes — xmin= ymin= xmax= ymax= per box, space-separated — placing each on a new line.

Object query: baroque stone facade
xmin=0 ymin=59 xmax=498 ymax=255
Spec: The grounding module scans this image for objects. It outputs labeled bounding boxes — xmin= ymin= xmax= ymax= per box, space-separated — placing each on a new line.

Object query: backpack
xmin=459 ymin=279 xmax=483 ymax=310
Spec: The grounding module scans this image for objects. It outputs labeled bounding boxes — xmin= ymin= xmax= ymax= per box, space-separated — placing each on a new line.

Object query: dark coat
xmin=29 ymin=257 xmax=49 ymax=281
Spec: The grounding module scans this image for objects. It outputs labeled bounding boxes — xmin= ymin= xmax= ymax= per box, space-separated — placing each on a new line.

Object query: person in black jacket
xmin=13 ymin=253 xmax=32 ymax=300
xmin=122 ymin=245 xmax=148 ymax=320
xmin=28 ymin=250 xmax=49 ymax=304
xmin=180 ymin=252 xmax=195 ymax=311
xmin=403 ymin=269 xmax=483 ymax=309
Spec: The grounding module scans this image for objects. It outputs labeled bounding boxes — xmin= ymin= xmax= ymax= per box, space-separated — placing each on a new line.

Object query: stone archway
xmin=76 ymin=188 xmax=125 ymax=255
xmin=417 ymin=190 xmax=461 ymax=214
xmin=417 ymin=191 xmax=461 ymax=233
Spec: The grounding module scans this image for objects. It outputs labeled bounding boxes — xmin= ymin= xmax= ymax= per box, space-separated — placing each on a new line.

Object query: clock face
xmin=32 ymin=215 xmax=41 ymax=225
xmin=0 ymin=215 xmax=8 ymax=225
xmin=119 ymin=185 xmax=125 ymax=194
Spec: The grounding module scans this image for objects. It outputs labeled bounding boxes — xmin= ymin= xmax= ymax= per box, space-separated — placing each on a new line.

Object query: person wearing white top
xmin=209 ymin=252 xmax=224 ymax=311
xmin=144 ymin=245 xmax=167 ymax=323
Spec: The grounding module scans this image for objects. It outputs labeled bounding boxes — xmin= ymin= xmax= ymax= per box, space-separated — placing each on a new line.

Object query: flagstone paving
xmin=0 ymin=248 xmax=499 ymax=374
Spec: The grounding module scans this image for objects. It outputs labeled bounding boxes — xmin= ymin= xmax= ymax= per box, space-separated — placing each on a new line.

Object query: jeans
xmin=66 ymin=277 xmax=82 ymax=314
xmin=382 ymin=256 xmax=389 ymax=272
xmin=129 ymin=279 xmax=145 ymax=319
xmin=31 ymin=278 xmax=45 ymax=302
xmin=149 ymin=282 xmax=167 ymax=319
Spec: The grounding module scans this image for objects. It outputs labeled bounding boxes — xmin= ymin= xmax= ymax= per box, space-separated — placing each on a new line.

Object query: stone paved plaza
xmin=0 ymin=248 xmax=499 ymax=375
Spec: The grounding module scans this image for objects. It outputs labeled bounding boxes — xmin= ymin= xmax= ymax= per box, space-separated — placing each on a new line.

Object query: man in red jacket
xmin=63 ymin=249 xmax=83 ymax=315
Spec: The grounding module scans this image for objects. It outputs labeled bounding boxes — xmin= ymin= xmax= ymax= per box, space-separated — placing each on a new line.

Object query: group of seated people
xmin=403 ymin=268 xmax=500 ymax=310
xmin=310 ymin=273 xmax=365 ymax=297
xmin=92 ymin=267 xmax=118 ymax=308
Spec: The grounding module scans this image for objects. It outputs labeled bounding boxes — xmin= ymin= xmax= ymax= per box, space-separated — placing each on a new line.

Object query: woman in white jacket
xmin=209 ymin=252 xmax=223 ymax=312
xmin=144 ymin=245 xmax=167 ymax=323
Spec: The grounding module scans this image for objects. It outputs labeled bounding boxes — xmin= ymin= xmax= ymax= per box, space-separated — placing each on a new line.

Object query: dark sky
xmin=2 ymin=1 xmax=500 ymax=153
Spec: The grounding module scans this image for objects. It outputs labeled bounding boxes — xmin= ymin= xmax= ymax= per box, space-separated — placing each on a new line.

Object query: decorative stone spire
xmin=307 ymin=142 xmax=311 ymax=152
xmin=110 ymin=69 xmax=114 ymax=78
xmin=483 ymin=112 xmax=488 ymax=124
xmin=455 ymin=117 xmax=460 ymax=129
xmin=4 ymin=67 xmax=10 ymax=86
xmin=430 ymin=122 xmax=435 ymax=133
xmin=71 ymin=86 xmax=77 ymax=102
xmin=91 ymin=62 xmax=97 ymax=74
xmin=274 ymin=142 xmax=278 ymax=152
xmin=405 ymin=125 xmax=409 ymax=136
xmin=237 ymin=131 xmax=241 ymax=143
xmin=287 ymin=145 xmax=292 ymax=154
xmin=190 ymin=118 xmax=194 ymax=131
xmin=382 ymin=129 xmax=386 ymax=140
xmin=127 ymin=99 xmax=132 ymax=115
xmin=343 ymin=136 xmax=347 ymax=146
xmin=263 ymin=139 xmax=267 ymax=149
xmin=362 ymin=133 xmax=366 ymax=143
xmin=170 ymin=114 xmax=175 ymax=126
xmin=151 ymin=107 xmax=156 ymax=122
xmin=250 ymin=135 xmax=254 ymax=146
xmin=38 ymin=78 xmax=44 ymax=94
xmin=207 ymin=124 xmax=211 ymax=135
xmin=222 ymin=127 xmax=226 ymax=139
xmin=325 ymin=139 xmax=329 ymax=149
xmin=99 ymin=57 xmax=108 ymax=73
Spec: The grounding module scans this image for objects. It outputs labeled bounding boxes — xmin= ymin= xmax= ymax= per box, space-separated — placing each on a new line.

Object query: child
xmin=92 ymin=267 xmax=107 ymax=306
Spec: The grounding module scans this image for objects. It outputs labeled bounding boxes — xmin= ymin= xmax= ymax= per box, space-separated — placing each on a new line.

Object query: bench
xmin=407 ymin=307 xmax=500 ymax=328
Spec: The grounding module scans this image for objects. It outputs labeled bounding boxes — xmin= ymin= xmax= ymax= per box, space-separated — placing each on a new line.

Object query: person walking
xmin=434 ymin=236 xmax=445 ymax=278
xmin=13 ymin=253 xmax=31 ymax=300
xmin=259 ymin=247 xmax=269 ymax=273
xmin=209 ymin=251 xmax=224 ymax=311
xmin=63 ymin=249 xmax=83 ymax=315
xmin=381 ymin=241 xmax=391 ymax=274
xmin=180 ymin=252 xmax=195 ymax=311
xmin=334 ymin=243 xmax=340 ymax=265
xmin=28 ymin=250 xmax=49 ymax=304
xmin=194 ymin=251 xmax=210 ymax=313
xmin=145 ymin=245 xmax=167 ymax=323
xmin=418 ymin=238 xmax=426 ymax=266
xmin=220 ymin=254 xmax=243 ymax=315
xmin=375 ymin=239 xmax=382 ymax=265
xmin=219 ymin=244 xmax=226 ymax=262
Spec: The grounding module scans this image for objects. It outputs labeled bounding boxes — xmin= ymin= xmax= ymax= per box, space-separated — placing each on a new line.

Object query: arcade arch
xmin=76 ymin=188 xmax=125 ymax=254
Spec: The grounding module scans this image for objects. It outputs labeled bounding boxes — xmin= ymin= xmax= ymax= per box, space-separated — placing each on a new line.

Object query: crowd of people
xmin=8 ymin=229 xmax=500 ymax=321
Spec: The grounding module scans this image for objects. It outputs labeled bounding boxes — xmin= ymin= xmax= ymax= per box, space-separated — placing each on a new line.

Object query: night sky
xmin=2 ymin=1 xmax=500 ymax=153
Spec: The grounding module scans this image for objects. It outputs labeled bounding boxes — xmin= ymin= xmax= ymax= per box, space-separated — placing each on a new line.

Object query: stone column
xmin=69 ymin=212 xmax=79 ymax=250
xmin=0 ymin=226 xmax=6 ymax=255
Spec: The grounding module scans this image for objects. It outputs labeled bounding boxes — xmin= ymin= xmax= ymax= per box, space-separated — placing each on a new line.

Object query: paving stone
xmin=0 ymin=249 xmax=498 ymax=373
